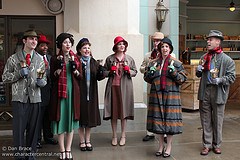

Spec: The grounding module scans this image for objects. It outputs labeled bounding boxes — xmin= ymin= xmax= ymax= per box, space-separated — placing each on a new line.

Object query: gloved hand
xmin=20 ymin=67 xmax=29 ymax=78
xmin=57 ymin=59 xmax=64 ymax=69
xmin=168 ymin=65 xmax=175 ymax=73
xmin=149 ymin=66 xmax=156 ymax=76
xmin=110 ymin=65 xmax=117 ymax=75
xmin=69 ymin=61 xmax=77 ymax=72
xmin=197 ymin=65 xmax=203 ymax=72
xmin=36 ymin=78 xmax=45 ymax=87
xmin=123 ymin=65 xmax=130 ymax=74
xmin=211 ymin=78 xmax=223 ymax=85
xmin=98 ymin=65 xmax=105 ymax=75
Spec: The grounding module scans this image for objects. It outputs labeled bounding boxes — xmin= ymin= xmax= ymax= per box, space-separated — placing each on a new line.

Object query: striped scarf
xmin=58 ymin=50 xmax=76 ymax=98
xmin=159 ymin=54 xmax=171 ymax=90
xmin=203 ymin=47 xmax=222 ymax=71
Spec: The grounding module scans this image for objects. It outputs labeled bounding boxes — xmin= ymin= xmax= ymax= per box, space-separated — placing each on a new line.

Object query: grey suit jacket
xmin=2 ymin=50 xmax=47 ymax=103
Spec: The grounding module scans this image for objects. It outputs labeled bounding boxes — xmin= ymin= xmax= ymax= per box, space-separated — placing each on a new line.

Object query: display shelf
xmin=187 ymin=39 xmax=240 ymax=42
xmin=186 ymin=38 xmax=240 ymax=59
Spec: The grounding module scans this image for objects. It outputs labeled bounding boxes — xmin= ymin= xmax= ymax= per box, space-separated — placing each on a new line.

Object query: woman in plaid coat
xmin=144 ymin=38 xmax=187 ymax=157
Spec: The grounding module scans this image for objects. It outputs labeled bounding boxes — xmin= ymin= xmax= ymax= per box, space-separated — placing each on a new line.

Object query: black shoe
xmin=36 ymin=142 xmax=42 ymax=149
xmin=86 ymin=142 xmax=93 ymax=151
xmin=79 ymin=142 xmax=87 ymax=151
xmin=44 ymin=138 xmax=58 ymax=145
xmin=142 ymin=135 xmax=155 ymax=141
xmin=163 ymin=152 xmax=171 ymax=158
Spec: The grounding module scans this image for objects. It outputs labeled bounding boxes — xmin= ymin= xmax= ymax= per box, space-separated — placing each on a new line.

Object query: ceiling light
xmin=229 ymin=1 xmax=236 ymax=12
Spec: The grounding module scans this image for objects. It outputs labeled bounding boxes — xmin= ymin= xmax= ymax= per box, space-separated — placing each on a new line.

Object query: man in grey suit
xmin=196 ymin=30 xmax=236 ymax=155
xmin=2 ymin=30 xmax=47 ymax=160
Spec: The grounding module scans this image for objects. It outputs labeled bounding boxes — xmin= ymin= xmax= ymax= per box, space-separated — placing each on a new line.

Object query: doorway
xmin=0 ymin=15 xmax=56 ymax=130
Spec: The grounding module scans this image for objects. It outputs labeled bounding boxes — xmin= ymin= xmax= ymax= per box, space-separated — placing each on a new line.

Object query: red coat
xmin=49 ymin=53 xmax=82 ymax=121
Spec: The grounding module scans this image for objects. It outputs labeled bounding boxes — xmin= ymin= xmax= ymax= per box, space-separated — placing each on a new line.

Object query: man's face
xmin=207 ymin=37 xmax=221 ymax=51
xmin=23 ymin=37 xmax=38 ymax=50
xmin=36 ymin=43 xmax=48 ymax=55
xmin=153 ymin=39 xmax=161 ymax=50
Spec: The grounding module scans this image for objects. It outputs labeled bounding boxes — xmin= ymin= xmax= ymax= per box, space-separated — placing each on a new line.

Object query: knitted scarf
xmin=58 ymin=50 xmax=76 ymax=98
xmin=81 ymin=56 xmax=91 ymax=101
xmin=203 ymin=47 xmax=222 ymax=71
xmin=159 ymin=54 xmax=171 ymax=90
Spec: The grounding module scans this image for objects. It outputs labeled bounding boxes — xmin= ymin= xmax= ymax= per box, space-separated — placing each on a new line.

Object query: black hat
xmin=160 ymin=37 xmax=173 ymax=53
xmin=56 ymin=33 xmax=74 ymax=49
xmin=76 ymin=38 xmax=91 ymax=51
xmin=206 ymin=30 xmax=224 ymax=41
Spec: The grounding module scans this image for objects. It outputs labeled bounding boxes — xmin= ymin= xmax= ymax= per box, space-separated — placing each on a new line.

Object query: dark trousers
xmin=12 ymin=101 xmax=41 ymax=160
xmin=38 ymin=104 xmax=54 ymax=142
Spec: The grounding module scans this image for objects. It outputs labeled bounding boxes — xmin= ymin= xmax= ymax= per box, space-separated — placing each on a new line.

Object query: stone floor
xmin=0 ymin=102 xmax=240 ymax=160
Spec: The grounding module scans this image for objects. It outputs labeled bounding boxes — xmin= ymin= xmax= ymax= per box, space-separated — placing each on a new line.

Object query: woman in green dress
xmin=50 ymin=33 xmax=82 ymax=160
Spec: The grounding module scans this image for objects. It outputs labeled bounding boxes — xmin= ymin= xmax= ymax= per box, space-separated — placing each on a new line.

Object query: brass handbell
xmin=20 ymin=60 xmax=27 ymax=68
xmin=210 ymin=68 xmax=219 ymax=79
xmin=70 ymin=55 xmax=75 ymax=61
xmin=97 ymin=59 xmax=104 ymax=66
xmin=37 ymin=68 xmax=45 ymax=79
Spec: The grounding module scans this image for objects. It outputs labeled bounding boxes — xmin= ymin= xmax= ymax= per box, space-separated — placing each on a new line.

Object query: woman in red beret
xmin=103 ymin=36 xmax=137 ymax=146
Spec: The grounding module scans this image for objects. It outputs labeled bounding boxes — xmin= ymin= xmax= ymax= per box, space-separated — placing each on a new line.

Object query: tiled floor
xmin=1 ymin=102 xmax=240 ymax=160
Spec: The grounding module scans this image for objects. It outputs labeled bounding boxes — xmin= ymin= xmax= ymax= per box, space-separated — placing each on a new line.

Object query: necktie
xmin=26 ymin=54 xmax=31 ymax=67
xmin=43 ymin=56 xmax=49 ymax=69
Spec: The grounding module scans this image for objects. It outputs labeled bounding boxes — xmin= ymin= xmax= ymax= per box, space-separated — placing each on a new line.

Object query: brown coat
xmin=79 ymin=57 xmax=104 ymax=127
xmin=103 ymin=54 xmax=137 ymax=120
xmin=49 ymin=53 xmax=82 ymax=121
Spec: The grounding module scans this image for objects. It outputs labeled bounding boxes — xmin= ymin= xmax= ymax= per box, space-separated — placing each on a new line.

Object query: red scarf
xmin=58 ymin=50 xmax=78 ymax=98
xmin=151 ymin=49 xmax=158 ymax=59
xmin=159 ymin=54 xmax=171 ymax=90
xmin=203 ymin=47 xmax=222 ymax=71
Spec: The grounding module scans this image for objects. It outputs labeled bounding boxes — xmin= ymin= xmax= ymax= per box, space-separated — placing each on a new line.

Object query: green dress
xmin=52 ymin=63 xmax=79 ymax=134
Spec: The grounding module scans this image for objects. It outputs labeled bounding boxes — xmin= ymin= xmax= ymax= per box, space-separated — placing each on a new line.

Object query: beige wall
xmin=0 ymin=0 xmax=144 ymax=105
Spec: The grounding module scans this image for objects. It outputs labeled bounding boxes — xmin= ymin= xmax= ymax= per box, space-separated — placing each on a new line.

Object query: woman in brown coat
xmin=76 ymin=38 xmax=105 ymax=152
xmin=103 ymin=36 xmax=137 ymax=146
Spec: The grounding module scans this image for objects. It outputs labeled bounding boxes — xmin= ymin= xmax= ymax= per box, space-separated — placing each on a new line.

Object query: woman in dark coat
xmin=144 ymin=38 xmax=187 ymax=157
xmin=50 ymin=33 xmax=82 ymax=160
xmin=76 ymin=38 xmax=104 ymax=152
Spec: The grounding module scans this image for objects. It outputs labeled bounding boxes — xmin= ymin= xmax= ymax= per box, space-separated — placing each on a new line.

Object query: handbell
xmin=210 ymin=68 xmax=219 ymax=79
xmin=37 ymin=68 xmax=45 ymax=79
xmin=97 ymin=59 xmax=104 ymax=66
xmin=20 ymin=60 xmax=27 ymax=68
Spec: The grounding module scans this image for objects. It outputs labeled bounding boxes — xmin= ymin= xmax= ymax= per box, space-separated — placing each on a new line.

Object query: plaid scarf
xmin=203 ymin=47 xmax=222 ymax=71
xmin=159 ymin=54 xmax=171 ymax=90
xmin=58 ymin=50 xmax=77 ymax=98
